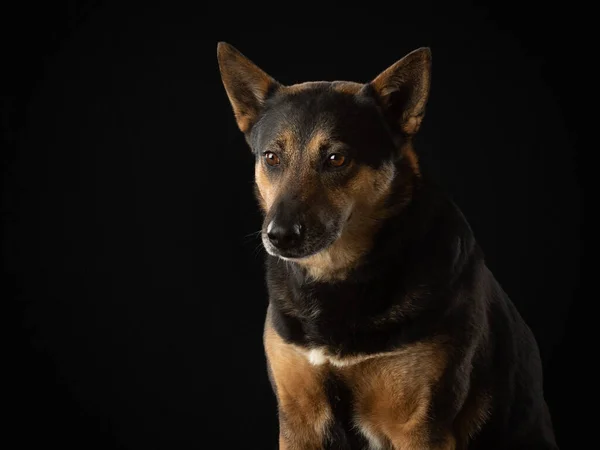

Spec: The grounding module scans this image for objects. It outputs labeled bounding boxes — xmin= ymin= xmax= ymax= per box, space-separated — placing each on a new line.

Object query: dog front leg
xmin=387 ymin=426 xmax=457 ymax=450
xmin=264 ymin=318 xmax=331 ymax=450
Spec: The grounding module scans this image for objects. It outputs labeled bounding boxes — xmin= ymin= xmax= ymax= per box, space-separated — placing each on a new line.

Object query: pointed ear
xmin=217 ymin=42 xmax=280 ymax=134
xmin=367 ymin=47 xmax=432 ymax=135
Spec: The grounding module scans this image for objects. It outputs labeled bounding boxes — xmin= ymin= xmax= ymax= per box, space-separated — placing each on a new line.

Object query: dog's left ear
xmin=217 ymin=42 xmax=281 ymax=134
xmin=365 ymin=47 xmax=431 ymax=135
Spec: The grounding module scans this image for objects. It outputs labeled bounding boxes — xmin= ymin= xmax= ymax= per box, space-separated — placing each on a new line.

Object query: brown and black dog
xmin=217 ymin=42 xmax=559 ymax=450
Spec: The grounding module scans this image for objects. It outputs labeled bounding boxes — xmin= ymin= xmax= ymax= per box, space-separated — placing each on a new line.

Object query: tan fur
xmin=264 ymin=311 xmax=332 ymax=449
xmin=285 ymin=80 xmax=363 ymax=96
xmin=401 ymin=143 xmax=421 ymax=176
xmin=332 ymin=81 xmax=364 ymax=94
xmin=304 ymin=128 xmax=330 ymax=160
xmin=283 ymin=82 xmax=317 ymax=94
xmin=217 ymin=43 xmax=490 ymax=450
xmin=254 ymin=127 xmax=327 ymax=211
xmin=220 ymin=44 xmax=430 ymax=282
xmin=297 ymin=162 xmax=398 ymax=281
xmin=217 ymin=42 xmax=278 ymax=133
xmin=255 ymin=128 xmax=296 ymax=211
xmin=341 ymin=338 xmax=451 ymax=450
xmin=254 ymin=134 xmax=422 ymax=283
xmin=371 ymin=47 xmax=431 ymax=136
xmin=265 ymin=311 xmax=462 ymax=449
xmin=255 ymin=163 xmax=273 ymax=211
xmin=299 ymin=127 xmax=332 ymax=195
xmin=254 ymin=122 xmax=420 ymax=282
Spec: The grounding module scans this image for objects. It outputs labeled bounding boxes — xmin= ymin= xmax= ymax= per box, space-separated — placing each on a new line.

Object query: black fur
xmin=322 ymin=371 xmax=372 ymax=449
xmin=266 ymin=176 xmax=558 ymax=448
xmin=218 ymin=47 xmax=558 ymax=448
xmin=250 ymin=82 xmax=405 ymax=260
xmin=250 ymin=82 xmax=397 ymax=168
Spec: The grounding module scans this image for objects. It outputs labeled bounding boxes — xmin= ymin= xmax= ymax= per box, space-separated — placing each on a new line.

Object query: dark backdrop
xmin=2 ymin=2 xmax=588 ymax=449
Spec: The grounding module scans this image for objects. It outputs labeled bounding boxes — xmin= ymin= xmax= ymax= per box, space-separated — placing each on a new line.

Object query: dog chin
xmin=263 ymin=243 xmax=318 ymax=261
xmin=261 ymin=236 xmax=327 ymax=261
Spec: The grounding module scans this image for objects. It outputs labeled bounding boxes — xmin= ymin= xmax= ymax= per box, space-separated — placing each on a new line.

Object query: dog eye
xmin=264 ymin=151 xmax=280 ymax=167
xmin=327 ymin=153 xmax=346 ymax=168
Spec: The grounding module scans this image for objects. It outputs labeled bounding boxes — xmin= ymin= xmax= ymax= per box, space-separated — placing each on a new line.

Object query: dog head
xmin=217 ymin=43 xmax=431 ymax=276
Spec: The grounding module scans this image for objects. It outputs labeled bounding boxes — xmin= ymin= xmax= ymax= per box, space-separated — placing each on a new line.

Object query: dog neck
xmin=265 ymin=176 xmax=479 ymax=356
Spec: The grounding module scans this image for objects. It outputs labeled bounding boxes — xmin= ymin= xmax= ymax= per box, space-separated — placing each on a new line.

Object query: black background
xmin=1 ymin=2 xmax=589 ymax=449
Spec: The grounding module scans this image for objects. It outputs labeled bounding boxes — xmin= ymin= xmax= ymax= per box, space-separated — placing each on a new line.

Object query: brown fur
xmin=400 ymin=143 xmax=421 ymax=176
xmin=254 ymin=127 xmax=327 ymax=211
xmin=219 ymin=42 xmax=427 ymax=281
xmin=371 ymin=48 xmax=431 ymax=135
xmin=296 ymin=161 xmax=398 ymax=281
xmin=342 ymin=339 xmax=449 ymax=449
xmin=331 ymin=81 xmax=364 ymax=95
xmin=223 ymin=42 xmax=467 ymax=446
xmin=284 ymin=82 xmax=321 ymax=95
xmin=220 ymin=42 xmax=557 ymax=450
xmin=217 ymin=43 xmax=278 ymax=133
xmin=264 ymin=309 xmax=332 ymax=450
xmin=265 ymin=308 xmax=465 ymax=449
xmin=284 ymin=81 xmax=364 ymax=96
xmin=253 ymin=120 xmax=416 ymax=281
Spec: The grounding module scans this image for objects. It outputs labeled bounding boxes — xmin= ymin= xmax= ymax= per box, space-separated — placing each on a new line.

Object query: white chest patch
xmin=303 ymin=346 xmax=396 ymax=368
xmin=306 ymin=347 xmax=356 ymax=367
xmin=301 ymin=346 xmax=391 ymax=449
xmin=356 ymin=421 xmax=386 ymax=449
xmin=307 ymin=348 xmax=328 ymax=366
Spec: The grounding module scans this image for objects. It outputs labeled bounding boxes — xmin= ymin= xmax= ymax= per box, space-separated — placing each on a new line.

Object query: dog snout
xmin=267 ymin=219 xmax=304 ymax=250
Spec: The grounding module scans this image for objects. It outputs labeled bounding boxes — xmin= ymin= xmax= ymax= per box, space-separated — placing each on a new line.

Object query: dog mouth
xmin=262 ymin=213 xmax=353 ymax=261
xmin=261 ymin=234 xmax=329 ymax=260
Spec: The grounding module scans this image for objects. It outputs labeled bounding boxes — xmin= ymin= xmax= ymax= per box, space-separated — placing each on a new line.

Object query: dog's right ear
xmin=217 ymin=42 xmax=280 ymax=134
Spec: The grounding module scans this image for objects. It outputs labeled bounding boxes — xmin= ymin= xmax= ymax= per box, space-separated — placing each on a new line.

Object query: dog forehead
xmin=276 ymin=81 xmax=363 ymax=117
xmin=252 ymin=83 xmax=371 ymax=149
xmin=250 ymin=82 xmax=397 ymax=167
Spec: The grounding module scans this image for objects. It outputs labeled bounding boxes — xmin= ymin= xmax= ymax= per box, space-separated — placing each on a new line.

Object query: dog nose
xmin=267 ymin=220 xmax=303 ymax=250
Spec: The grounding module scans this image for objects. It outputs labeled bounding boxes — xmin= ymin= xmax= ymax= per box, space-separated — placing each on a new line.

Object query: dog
xmin=217 ymin=42 xmax=559 ymax=450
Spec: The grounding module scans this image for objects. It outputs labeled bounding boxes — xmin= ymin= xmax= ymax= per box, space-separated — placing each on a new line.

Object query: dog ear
xmin=365 ymin=47 xmax=431 ymax=135
xmin=217 ymin=42 xmax=280 ymax=134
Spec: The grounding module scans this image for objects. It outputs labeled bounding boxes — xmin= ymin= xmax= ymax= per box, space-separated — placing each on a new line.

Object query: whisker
xmin=244 ymin=229 xmax=263 ymax=240
xmin=252 ymin=242 xmax=265 ymax=259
